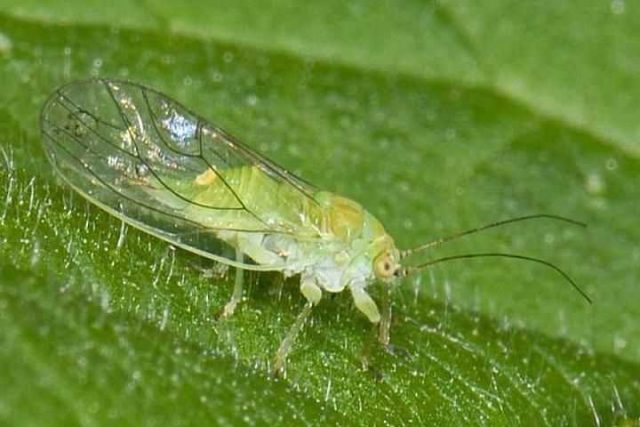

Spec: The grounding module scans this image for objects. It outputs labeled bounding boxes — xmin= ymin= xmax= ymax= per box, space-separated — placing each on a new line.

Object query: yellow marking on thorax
xmin=195 ymin=168 xmax=218 ymax=186
xmin=325 ymin=195 xmax=365 ymax=240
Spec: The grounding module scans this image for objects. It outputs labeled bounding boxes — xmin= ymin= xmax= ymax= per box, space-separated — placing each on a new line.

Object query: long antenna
xmin=401 ymin=214 xmax=586 ymax=258
xmin=403 ymin=252 xmax=592 ymax=304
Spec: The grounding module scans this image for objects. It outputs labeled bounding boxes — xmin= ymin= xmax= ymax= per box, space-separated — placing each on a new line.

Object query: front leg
xmin=376 ymin=287 xmax=410 ymax=358
xmin=378 ymin=287 xmax=392 ymax=347
xmin=350 ymin=285 xmax=381 ymax=323
xmin=352 ymin=283 xmax=394 ymax=347
xmin=354 ymin=285 xmax=401 ymax=369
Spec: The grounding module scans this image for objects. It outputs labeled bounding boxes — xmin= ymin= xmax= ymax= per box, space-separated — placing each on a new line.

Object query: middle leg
xmin=272 ymin=278 xmax=322 ymax=375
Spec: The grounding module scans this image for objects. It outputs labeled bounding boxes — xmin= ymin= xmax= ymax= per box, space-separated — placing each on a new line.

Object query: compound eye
xmin=374 ymin=252 xmax=396 ymax=280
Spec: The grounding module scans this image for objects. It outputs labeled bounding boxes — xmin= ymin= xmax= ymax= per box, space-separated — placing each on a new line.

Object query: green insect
xmin=40 ymin=79 xmax=591 ymax=373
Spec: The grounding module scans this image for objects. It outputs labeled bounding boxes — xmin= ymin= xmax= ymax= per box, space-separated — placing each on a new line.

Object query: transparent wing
xmin=40 ymin=79 xmax=322 ymax=270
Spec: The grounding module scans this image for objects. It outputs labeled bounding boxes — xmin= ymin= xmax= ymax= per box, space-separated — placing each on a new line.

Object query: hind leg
xmin=221 ymin=249 xmax=245 ymax=318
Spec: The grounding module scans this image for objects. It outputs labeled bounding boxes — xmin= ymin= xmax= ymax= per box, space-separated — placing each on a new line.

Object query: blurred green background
xmin=1 ymin=1 xmax=639 ymax=425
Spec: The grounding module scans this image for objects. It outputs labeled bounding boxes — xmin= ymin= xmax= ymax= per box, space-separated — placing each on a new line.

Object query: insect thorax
xmin=232 ymin=189 xmax=395 ymax=292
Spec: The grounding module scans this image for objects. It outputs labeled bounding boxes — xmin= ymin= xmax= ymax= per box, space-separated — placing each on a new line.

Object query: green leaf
xmin=1 ymin=1 xmax=639 ymax=424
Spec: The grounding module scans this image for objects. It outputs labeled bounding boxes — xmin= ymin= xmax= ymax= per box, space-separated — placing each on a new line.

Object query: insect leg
xmin=300 ymin=275 xmax=322 ymax=305
xmin=378 ymin=288 xmax=393 ymax=346
xmin=221 ymin=249 xmax=245 ymax=317
xmin=350 ymin=286 xmax=381 ymax=323
xmin=273 ymin=300 xmax=314 ymax=376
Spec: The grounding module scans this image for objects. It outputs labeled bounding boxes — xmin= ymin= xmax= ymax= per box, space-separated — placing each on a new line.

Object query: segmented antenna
xmin=400 ymin=214 xmax=586 ymax=258
xmin=403 ymin=252 xmax=592 ymax=304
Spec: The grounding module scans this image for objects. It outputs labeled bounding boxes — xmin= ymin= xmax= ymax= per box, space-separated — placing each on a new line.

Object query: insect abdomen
xmin=187 ymin=165 xmax=323 ymax=235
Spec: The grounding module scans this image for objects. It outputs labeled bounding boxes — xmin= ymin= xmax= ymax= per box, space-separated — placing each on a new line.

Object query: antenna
xmin=401 ymin=214 xmax=586 ymax=258
xmin=403 ymin=252 xmax=592 ymax=304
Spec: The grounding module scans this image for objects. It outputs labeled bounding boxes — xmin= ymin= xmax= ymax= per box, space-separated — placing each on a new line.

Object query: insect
xmin=40 ymin=79 xmax=591 ymax=373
